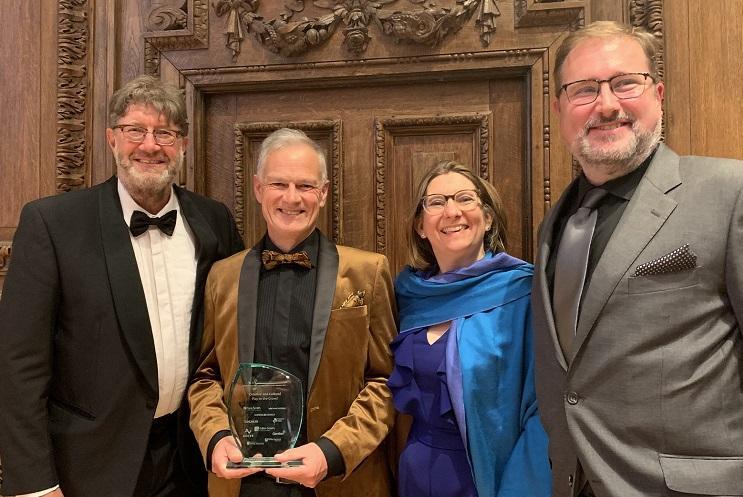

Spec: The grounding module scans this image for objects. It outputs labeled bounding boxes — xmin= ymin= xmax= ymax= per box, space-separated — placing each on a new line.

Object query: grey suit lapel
xmin=237 ymin=243 xmax=262 ymax=364
xmin=308 ymin=233 xmax=338 ymax=393
xmin=572 ymin=144 xmax=682 ymax=358
xmin=536 ymin=185 xmax=575 ymax=370
xmin=98 ymin=177 xmax=158 ymax=397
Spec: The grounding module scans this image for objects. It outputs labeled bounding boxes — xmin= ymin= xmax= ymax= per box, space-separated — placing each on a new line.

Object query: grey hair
xmin=256 ymin=128 xmax=327 ymax=182
xmin=108 ymin=75 xmax=188 ymax=134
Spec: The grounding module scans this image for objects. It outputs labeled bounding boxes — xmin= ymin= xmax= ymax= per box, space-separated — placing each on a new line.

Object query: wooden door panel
xmin=4 ymin=1 xmax=680 ymax=290
xmin=204 ymin=77 xmax=524 ymax=274
xmin=377 ymin=114 xmax=491 ymax=272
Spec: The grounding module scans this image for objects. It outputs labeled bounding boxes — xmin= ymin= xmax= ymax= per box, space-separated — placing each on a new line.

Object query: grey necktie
xmin=553 ymin=187 xmax=607 ymax=358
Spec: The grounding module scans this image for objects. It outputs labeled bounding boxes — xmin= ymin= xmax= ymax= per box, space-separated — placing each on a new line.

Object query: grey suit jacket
xmin=533 ymin=144 xmax=743 ymax=497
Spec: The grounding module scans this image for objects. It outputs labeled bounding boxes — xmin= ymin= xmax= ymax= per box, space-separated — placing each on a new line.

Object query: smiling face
xmin=106 ymin=103 xmax=186 ymax=211
xmin=417 ymin=172 xmax=492 ymax=273
xmin=554 ymin=36 xmax=664 ymax=185
xmin=254 ymin=143 xmax=328 ymax=252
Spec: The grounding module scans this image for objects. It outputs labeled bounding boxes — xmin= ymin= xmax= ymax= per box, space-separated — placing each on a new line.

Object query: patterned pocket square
xmin=339 ymin=290 xmax=366 ymax=308
xmin=633 ymin=243 xmax=697 ymax=277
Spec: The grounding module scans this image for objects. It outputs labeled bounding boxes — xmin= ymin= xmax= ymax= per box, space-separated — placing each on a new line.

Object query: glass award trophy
xmin=226 ymin=363 xmax=304 ymax=468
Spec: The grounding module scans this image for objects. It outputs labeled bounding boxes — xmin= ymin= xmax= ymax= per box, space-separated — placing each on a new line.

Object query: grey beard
xmin=115 ymin=150 xmax=183 ymax=200
xmin=575 ymin=117 xmax=662 ymax=177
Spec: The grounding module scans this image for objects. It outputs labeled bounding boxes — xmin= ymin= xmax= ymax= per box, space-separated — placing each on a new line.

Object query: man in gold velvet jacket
xmin=188 ymin=128 xmax=397 ymax=497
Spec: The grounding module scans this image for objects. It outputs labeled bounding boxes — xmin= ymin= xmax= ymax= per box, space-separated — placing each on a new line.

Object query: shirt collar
xmin=576 ymin=145 xmax=658 ymax=203
xmin=118 ymin=178 xmax=179 ymax=227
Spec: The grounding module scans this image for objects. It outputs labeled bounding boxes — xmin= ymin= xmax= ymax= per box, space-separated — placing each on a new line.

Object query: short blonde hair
xmin=554 ymin=21 xmax=661 ymax=92
xmin=407 ymin=161 xmax=507 ymax=272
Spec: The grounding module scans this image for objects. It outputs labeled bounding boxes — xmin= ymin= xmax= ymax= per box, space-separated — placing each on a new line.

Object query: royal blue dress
xmin=393 ymin=328 xmax=477 ymax=497
xmin=390 ymin=253 xmax=551 ymax=497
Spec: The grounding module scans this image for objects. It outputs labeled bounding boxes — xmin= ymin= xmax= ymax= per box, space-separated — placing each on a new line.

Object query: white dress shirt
xmin=118 ymin=180 xmax=197 ymax=418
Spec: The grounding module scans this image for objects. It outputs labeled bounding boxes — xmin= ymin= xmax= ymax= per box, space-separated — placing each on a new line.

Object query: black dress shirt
xmin=546 ymin=148 xmax=656 ymax=297
xmin=240 ymin=230 xmax=342 ymax=497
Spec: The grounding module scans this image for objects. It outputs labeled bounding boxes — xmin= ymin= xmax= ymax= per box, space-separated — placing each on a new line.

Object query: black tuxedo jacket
xmin=0 ymin=176 xmax=244 ymax=497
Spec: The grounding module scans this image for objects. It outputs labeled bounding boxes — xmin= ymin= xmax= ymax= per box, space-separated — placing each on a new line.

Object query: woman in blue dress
xmin=389 ymin=161 xmax=551 ymax=497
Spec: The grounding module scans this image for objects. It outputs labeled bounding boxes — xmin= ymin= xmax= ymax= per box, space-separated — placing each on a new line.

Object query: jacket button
xmin=566 ymin=392 xmax=580 ymax=405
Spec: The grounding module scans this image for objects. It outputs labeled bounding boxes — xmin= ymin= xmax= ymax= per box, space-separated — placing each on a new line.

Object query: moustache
xmin=583 ymin=112 xmax=636 ymax=133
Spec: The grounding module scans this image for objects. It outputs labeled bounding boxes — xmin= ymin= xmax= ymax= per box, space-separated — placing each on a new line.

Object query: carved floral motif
xmin=630 ymin=0 xmax=665 ymax=140
xmin=144 ymin=0 xmax=210 ymax=75
xmin=212 ymin=0 xmax=500 ymax=59
xmin=514 ymin=0 xmax=584 ymax=29
xmin=147 ymin=0 xmax=189 ymax=31
xmin=0 ymin=243 xmax=11 ymax=277
xmin=57 ymin=0 xmax=89 ymax=192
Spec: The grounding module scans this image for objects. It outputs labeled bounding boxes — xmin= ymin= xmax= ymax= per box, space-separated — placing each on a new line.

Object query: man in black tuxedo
xmin=0 ymin=75 xmax=244 ymax=497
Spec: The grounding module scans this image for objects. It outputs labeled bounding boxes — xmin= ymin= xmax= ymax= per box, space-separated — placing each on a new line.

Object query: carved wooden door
xmin=203 ymin=74 xmax=532 ymax=273
xmin=100 ymin=1 xmax=659 ymax=274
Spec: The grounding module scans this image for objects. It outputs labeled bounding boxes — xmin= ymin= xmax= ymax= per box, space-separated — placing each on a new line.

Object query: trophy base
xmin=227 ymin=457 xmax=303 ymax=469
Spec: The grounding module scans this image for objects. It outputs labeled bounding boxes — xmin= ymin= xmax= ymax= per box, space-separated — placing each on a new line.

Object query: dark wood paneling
xmin=13 ymin=1 xmax=743 ymax=289
xmin=0 ymin=1 xmax=41 ymax=231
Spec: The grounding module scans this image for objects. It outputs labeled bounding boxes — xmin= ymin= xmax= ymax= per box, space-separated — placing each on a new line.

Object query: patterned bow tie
xmin=261 ymin=249 xmax=313 ymax=270
xmin=129 ymin=210 xmax=177 ymax=237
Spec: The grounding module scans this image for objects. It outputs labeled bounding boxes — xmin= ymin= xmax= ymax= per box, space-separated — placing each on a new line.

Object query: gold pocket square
xmin=339 ymin=290 xmax=366 ymax=308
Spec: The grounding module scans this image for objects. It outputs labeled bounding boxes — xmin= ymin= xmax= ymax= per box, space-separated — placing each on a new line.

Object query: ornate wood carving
xmin=182 ymin=46 xmax=545 ymax=78
xmin=514 ymin=0 xmax=584 ymax=29
xmin=144 ymin=40 xmax=161 ymax=77
xmin=630 ymin=0 xmax=665 ymax=139
xmin=147 ymin=0 xmax=188 ymax=31
xmin=212 ymin=0 xmax=499 ymax=59
xmin=542 ymin=64 xmax=552 ymax=207
xmin=0 ymin=242 xmax=11 ymax=278
xmin=233 ymin=120 xmax=343 ymax=242
xmin=630 ymin=0 xmax=664 ymax=79
xmin=144 ymin=0 xmax=209 ymax=75
xmin=373 ymin=113 xmax=490 ymax=253
xmin=56 ymin=0 xmax=90 ymax=193
xmin=477 ymin=0 xmax=501 ymax=46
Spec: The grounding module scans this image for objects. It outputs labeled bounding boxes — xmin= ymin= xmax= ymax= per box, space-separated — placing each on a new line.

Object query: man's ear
xmin=655 ymin=80 xmax=665 ymax=104
xmin=253 ymin=175 xmax=263 ymax=204
xmin=551 ymin=95 xmax=561 ymax=118
xmin=318 ymin=181 xmax=329 ymax=208
xmin=106 ymin=128 xmax=116 ymax=151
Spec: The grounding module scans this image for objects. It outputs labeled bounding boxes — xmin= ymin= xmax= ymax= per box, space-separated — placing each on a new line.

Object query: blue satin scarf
xmin=395 ymin=252 xmax=551 ymax=497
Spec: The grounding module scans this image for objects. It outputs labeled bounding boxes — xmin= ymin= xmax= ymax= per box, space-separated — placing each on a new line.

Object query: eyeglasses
xmin=111 ymin=124 xmax=182 ymax=146
xmin=420 ymin=189 xmax=481 ymax=214
xmin=560 ymin=72 xmax=655 ymax=106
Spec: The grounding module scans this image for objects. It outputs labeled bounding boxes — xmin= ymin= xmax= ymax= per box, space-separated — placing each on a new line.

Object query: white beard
xmin=114 ymin=146 xmax=183 ymax=200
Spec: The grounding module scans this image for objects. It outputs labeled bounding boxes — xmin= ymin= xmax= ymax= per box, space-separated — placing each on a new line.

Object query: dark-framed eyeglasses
xmin=111 ymin=124 xmax=182 ymax=146
xmin=559 ymin=72 xmax=655 ymax=106
xmin=420 ymin=189 xmax=481 ymax=214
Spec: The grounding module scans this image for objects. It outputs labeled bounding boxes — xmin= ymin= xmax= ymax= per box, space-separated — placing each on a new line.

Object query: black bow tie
xmin=129 ymin=210 xmax=177 ymax=237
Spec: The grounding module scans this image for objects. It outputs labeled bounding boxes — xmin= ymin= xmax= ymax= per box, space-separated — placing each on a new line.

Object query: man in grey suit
xmin=533 ymin=21 xmax=743 ymax=497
